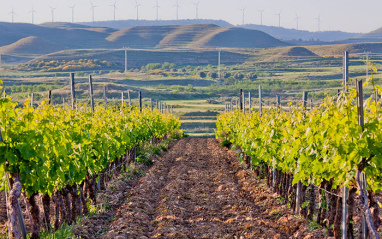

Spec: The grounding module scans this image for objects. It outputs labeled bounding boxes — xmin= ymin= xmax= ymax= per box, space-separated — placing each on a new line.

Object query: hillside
xmin=307 ymin=43 xmax=382 ymax=56
xmin=0 ymin=22 xmax=112 ymax=50
xmin=0 ymin=22 xmax=287 ymax=55
xmin=79 ymin=19 xmax=233 ymax=29
xmin=243 ymin=24 xmax=360 ymax=42
xmin=0 ymin=36 xmax=66 ymax=55
xmin=32 ymin=48 xmax=250 ymax=68
xmin=107 ymin=24 xmax=288 ymax=49
xmin=267 ymin=46 xmax=319 ymax=61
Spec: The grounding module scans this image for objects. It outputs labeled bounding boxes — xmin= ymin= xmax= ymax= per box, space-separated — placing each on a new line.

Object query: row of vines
xmin=216 ymin=83 xmax=382 ymax=238
xmin=0 ymin=83 xmax=181 ymax=238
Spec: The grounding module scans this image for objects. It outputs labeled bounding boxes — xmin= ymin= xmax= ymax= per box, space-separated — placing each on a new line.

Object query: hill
xmin=107 ymin=24 xmax=288 ymax=49
xmin=0 ymin=22 xmax=287 ymax=54
xmin=343 ymin=27 xmax=382 ymax=43
xmin=268 ymin=47 xmax=319 ymax=61
xmin=0 ymin=22 xmax=112 ymax=50
xmin=32 ymin=48 xmax=250 ymax=68
xmin=242 ymin=24 xmax=361 ymax=42
xmin=307 ymin=43 xmax=382 ymax=56
xmin=79 ymin=19 xmax=233 ymax=29
xmin=0 ymin=36 xmax=66 ymax=55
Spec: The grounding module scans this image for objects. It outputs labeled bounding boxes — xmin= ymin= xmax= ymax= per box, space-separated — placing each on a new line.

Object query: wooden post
xmin=259 ymin=86 xmax=262 ymax=116
xmin=31 ymin=93 xmax=34 ymax=108
xmin=356 ymin=80 xmax=368 ymax=239
xmin=230 ymin=99 xmax=233 ymax=112
xmin=276 ymin=95 xmax=280 ymax=110
xmin=249 ymin=92 xmax=251 ymax=113
xmin=343 ymin=51 xmax=349 ymax=92
xmin=239 ymin=89 xmax=243 ymax=111
xmin=88 ymin=75 xmax=95 ymax=116
xmin=128 ymin=91 xmax=131 ymax=106
xmin=138 ymin=91 xmax=142 ymax=112
xmin=150 ymin=99 xmax=153 ymax=112
xmin=310 ymin=99 xmax=313 ymax=110
xmin=156 ymin=100 xmax=158 ymax=109
xmin=242 ymin=91 xmax=245 ymax=114
xmin=124 ymin=47 xmax=128 ymax=73
xmin=302 ymin=91 xmax=308 ymax=109
xmin=121 ymin=91 xmax=124 ymax=107
xmin=70 ymin=73 xmax=75 ymax=110
xmin=103 ymin=86 xmax=108 ymax=106
xmin=48 ymin=90 xmax=52 ymax=105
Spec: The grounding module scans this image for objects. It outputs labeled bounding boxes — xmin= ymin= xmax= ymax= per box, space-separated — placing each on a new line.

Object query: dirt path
xmin=99 ymin=138 xmax=319 ymax=239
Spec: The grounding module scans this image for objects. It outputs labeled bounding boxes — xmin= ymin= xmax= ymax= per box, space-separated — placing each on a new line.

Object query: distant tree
xmin=161 ymin=62 xmax=176 ymax=70
xmin=199 ymin=71 xmax=207 ymax=78
xmin=145 ymin=63 xmax=161 ymax=70
xmin=224 ymin=77 xmax=236 ymax=85
xmin=222 ymin=72 xmax=231 ymax=79
xmin=246 ymin=72 xmax=257 ymax=81
xmin=207 ymin=72 xmax=217 ymax=79
xmin=233 ymin=72 xmax=244 ymax=80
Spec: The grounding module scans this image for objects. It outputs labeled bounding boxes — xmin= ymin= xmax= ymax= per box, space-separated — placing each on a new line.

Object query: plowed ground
xmin=78 ymin=138 xmax=326 ymax=239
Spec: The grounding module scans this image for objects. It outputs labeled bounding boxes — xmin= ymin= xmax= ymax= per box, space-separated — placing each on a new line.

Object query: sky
xmin=0 ymin=0 xmax=380 ymax=33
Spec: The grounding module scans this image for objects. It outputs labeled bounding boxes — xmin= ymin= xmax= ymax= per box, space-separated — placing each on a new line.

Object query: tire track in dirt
xmin=101 ymin=138 xmax=291 ymax=238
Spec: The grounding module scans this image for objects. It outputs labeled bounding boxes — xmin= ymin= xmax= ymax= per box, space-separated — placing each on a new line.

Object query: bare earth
xmin=76 ymin=138 xmax=326 ymax=239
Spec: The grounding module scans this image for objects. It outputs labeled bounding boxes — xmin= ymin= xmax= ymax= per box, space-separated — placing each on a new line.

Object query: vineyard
xmin=0 ymin=79 xmax=181 ymax=238
xmin=216 ymin=79 xmax=382 ymax=238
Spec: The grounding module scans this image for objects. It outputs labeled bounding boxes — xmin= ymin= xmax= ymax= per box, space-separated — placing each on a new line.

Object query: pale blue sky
xmin=0 ymin=0 xmax=380 ymax=33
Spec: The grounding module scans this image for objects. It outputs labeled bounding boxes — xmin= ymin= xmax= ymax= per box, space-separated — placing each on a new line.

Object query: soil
xmin=75 ymin=138 xmax=327 ymax=239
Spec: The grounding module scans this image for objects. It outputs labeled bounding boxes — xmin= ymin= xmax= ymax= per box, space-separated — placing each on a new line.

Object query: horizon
xmin=0 ymin=0 xmax=381 ymax=34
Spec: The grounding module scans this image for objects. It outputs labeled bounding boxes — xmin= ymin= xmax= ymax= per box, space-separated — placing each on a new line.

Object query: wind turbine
xmin=239 ymin=7 xmax=246 ymax=25
xmin=258 ymin=9 xmax=264 ymax=25
xmin=69 ymin=5 xmax=75 ymax=23
xmin=294 ymin=13 xmax=300 ymax=30
xmin=29 ymin=6 xmax=37 ymax=24
xmin=135 ymin=0 xmax=142 ymax=20
xmin=315 ymin=14 xmax=321 ymax=32
xmin=193 ymin=2 xmax=200 ymax=20
xmin=275 ymin=11 xmax=281 ymax=27
xmin=9 ymin=8 xmax=16 ymax=23
xmin=49 ymin=6 xmax=56 ymax=22
xmin=90 ymin=2 xmax=98 ymax=23
xmin=173 ymin=0 xmax=180 ymax=20
xmin=154 ymin=0 xmax=160 ymax=21
xmin=110 ymin=1 xmax=117 ymax=21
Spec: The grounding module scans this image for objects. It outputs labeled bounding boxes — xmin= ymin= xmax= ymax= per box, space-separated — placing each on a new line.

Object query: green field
xmin=1 ymin=45 xmax=382 ymax=136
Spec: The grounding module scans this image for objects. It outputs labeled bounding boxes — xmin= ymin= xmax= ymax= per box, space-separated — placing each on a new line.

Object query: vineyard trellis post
xmin=239 ymin=89 xmax=243 ymax=111
xmin=128 ymin=91 xmax=131 ymax=106
xmin=103 ymin=86 xmax=108 ymax=106
xmin=296 ymin=91 xmax=308 ymax=215
xmin=242 ymin=91 xmax=245 ymax=114
xmin=310 ymin=99 xmax=313 ymax=110
xmin=121 ymin=92 xmax=124 ymax=107
xmin=356 ymin=80 xmax=370 ymax=239
xmin=249 ymin=92 xmax=251 ymax=113
xmin=48 ymin=90 xmax=52 ymax=105
xmin=88 ymin=75 xmax=95 ymax=116
xmin=70 ymin=73 xmax=75 ymax=110
xmin=343 ymin=51 xmax=349 ymax=92
xmin=138 ymin=91 xmax=142 ymax=112
xmin=150 ymin=99 xmax=153 ymax=112
xmin=1 ymin=129 xmax=27 ymax=239
xmin=259 ymin=86 xmax=262 ymax=116
xmin=156 ymin=100 xmax=158 ymax=109
xmin=31 ymin=93 xmax=34 ymax=108
xmin=230 ymin=99 xmax=233 ymax=112
xmin=276 ymin=95 xmax=280 ymax=110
